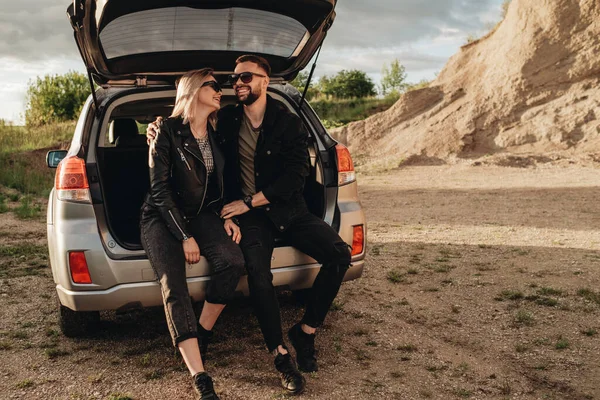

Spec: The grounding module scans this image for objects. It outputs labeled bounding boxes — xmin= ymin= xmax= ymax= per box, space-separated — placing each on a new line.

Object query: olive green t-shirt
xmin=238 ymin=114 xmax=262 ymax=196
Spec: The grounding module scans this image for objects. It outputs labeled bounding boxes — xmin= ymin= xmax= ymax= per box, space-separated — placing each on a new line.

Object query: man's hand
xmin=146 ymin=116 xmax=163 ymax=145
xmin=183 ymin=237 xmax=200 ymax=264
xmin=220 ymin=200 xmax=250 ymax=219
xmin=223 ymin=218 xmax=242 ymax=244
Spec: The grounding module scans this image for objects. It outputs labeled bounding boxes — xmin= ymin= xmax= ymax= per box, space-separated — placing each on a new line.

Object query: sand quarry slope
xmin=331 ymin=0 xmax=600 ymax=169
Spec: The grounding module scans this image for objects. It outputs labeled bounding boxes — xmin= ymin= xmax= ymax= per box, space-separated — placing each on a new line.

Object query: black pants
xmin=140 ymin=204 xmax=245 ymax=347
xmin=238 ymin=209 xmax=351 ymax=352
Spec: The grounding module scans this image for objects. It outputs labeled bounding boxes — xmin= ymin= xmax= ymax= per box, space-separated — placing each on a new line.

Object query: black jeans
xmin=140 ymin=203 xmax=245 ymax=347
xmin=238 ymin=209 xmax=351 ymax=352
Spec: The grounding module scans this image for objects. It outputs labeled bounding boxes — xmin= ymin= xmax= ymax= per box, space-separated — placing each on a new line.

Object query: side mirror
xmin=47 ymin=150 xmax=68 ymax=168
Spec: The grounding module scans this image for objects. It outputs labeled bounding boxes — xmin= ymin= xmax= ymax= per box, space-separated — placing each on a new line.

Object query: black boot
xmin=274 ymin=350 xmax=305 ymax=395
xmin=288 ymin=323 xmax=318 ymax=372
xmin=197 ymin=322 xmax=214 ymax=360
xmin=193 ymin=372 xmax=219 ymax=400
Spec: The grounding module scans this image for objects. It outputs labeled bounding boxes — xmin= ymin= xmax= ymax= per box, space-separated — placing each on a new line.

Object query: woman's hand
xmin=220 ymin=200 xmax=250 ymax=219
xmin=183 ymin=237 xmax=201 ymax=264
xmin=223 ymin=218 xmax=242 ymax=244
xmin=146 ymin=116 xmax=162 ymax=145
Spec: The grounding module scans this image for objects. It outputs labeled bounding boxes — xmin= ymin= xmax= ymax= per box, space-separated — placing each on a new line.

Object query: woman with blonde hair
xmin=140 ymin=68 xmax=244 ymax=399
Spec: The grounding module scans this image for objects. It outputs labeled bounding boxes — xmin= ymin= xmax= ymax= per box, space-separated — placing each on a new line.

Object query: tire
xmin=58 ymin=299 xmax=100 ymax=338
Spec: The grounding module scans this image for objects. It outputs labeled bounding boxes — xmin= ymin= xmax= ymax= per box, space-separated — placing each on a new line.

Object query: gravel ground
xmin=1 ymin=164 xmax=600 ymax=400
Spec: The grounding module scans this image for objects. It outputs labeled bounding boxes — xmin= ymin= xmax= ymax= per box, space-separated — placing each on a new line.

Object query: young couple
xmin=140 ymin=55 xmax=351 ymax=399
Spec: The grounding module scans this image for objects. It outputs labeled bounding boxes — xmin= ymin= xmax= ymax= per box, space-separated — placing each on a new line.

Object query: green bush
xmin=25 ymin=71 xmax=90 ymax=127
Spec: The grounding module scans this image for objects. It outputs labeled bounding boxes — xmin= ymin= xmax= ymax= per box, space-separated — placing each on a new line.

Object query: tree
xmin=319 ymin=69 xmax=376 ymax=99
xmin=25 ymin=71 xmax=91 ymax=126
xmin=381 ymin=59 xmax=408 ymax=95
xmin=290 ymin=71 xmax=320 ymax=101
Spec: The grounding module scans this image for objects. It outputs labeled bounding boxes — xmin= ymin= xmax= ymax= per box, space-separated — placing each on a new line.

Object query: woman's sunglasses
xmin=201 ymin=80 xmax=222 ymax=93
xmin=228 ymin=71 xmax=267 ymax=85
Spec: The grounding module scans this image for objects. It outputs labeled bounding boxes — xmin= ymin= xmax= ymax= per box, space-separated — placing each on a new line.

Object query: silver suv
xmin=47 ymin=0 xmax=365 ymax=337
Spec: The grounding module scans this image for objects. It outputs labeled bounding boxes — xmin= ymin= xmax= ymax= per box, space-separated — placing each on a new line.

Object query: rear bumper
xmin=57 ymin=260 xmax=364 ymax=312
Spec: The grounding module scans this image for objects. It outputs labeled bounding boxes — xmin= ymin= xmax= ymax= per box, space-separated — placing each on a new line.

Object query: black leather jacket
xmin=144 ymin=117 xmax=226 ymax=241
xmin=218 ymin=95 xmax=310 ymax=232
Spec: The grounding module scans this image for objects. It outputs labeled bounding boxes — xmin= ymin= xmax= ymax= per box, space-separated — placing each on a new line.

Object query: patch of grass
xmin=577 ymin=288 xmax=600 ymax=305
xmin=406 ymin=268 xmax=419 ymax=275
xmin=310 ymin=95 xmax=399 ymax=127
xmin=534 ymin=297 xmax=558 ymax=307
xmin=0 ymin=198 xmax=8 ymax=213
xmin=454 ymin=388 xmax=472 ymax=397
xmin=555 ymin=337 xmax=569 ymax=350
xmin=537 ymin=287 xmax=563 ymax=296
xmin=45 ymin=348 xmax=70 ymax=359
xmin=0 ymin=341 xmax=13 ymax=350
xmin=365 ymin=341 xmax=378 ymax=347
xmin=354 ymin=349 xmax=370 ymax=361
xmin=107 ymin=394 xmax=133 ymax=400
xmin=14 ymin=196 xmax=42 ymax=220
xmin=495 ymin=290 xmax=524 ymax=301
xmin=0 ymin=121 xmax=74 ymax=196
xmin=387 ymin=270 xmax=405 ymax=283
xmin=19 ymin=321 xmax=35 ymax=328
xmin=424 ymin=287 xmax=439 ymax=292
xmin=10 ymin=330 xmax=29 ymax=339
xmin=330 ymin=300 xmax=344 ymax=311
xmin=515 ymin=343 xmax=529 ymax=353
xmin=397 ymin=344 xmax=417 ymax=352
xmin=514 ymin=309 xmax=535 ymax=326
xmin=144 ymin=369 xmax=164 ymax=380
xmin=370 ymin=244 xmax=383 ymax=256
xmin=140 ymin=353 xmax=152 ymax=367
xmin=390 ymin=371 xmax=404 ymax=379
xmin=581 ymin=328 xmax=597 ymax=337
xmin=353 ymin=328 xmax=369 ymax=337
xmin=0 ymin=243 xmax=47 ymax=258
xmin=45 ymin=328 xmax=59 ymax=337
xmin=15 ymin=379 xmax=34 ymax=389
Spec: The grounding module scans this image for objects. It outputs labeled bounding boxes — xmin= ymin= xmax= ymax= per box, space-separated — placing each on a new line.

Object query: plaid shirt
xmin=195 ymin=136 xmax=214 ymax=176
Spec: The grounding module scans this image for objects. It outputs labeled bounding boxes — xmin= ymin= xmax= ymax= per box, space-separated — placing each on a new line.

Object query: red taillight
xmin=351 ymin=225 xmax=364 ymax=256
xmin=69 ymin=251 xmax=92 ymax=284
xmin=55 ymin=156 xmax=91 ymax=202
xmin=335 ymin=144 xmax=356 ymax=185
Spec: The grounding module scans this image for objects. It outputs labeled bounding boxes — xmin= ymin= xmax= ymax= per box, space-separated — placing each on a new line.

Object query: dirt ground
xmin=1 ymin=164 xmax=600 ymax=400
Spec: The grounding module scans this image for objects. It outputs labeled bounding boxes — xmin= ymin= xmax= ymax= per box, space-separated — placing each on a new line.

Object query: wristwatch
xmin=243 ymin=195 xmax=254 ymax=210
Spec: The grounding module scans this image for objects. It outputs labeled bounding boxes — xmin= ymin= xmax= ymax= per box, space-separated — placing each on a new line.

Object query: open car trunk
xmin=68 ymin=0 xmax=336 ymax=85
xmin=95 ymin=90 xmax=326 ymax=250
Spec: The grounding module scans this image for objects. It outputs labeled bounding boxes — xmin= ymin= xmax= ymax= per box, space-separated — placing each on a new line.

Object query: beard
xmin=237 ymin=85 xmax=262 ymax=106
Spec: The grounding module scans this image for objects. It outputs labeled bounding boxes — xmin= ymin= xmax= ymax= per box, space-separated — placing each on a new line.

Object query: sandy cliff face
xmin=331 ymin=0 xmax=600 ymax=168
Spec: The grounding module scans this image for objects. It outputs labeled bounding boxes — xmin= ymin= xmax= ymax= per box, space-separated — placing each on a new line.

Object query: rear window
xmin=99 ymin=7 xmax=310 ymax=60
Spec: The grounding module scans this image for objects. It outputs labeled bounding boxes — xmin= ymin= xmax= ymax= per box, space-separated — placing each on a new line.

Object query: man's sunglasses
xmin=228 ymin=72 xmax=267 ymax=84
xmin=201 ymin=80 xmax=222 ymax=93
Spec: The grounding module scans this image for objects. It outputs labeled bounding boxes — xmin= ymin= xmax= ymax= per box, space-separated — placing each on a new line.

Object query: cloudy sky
xmin=0 ymin=0 xmax=504 ymax=123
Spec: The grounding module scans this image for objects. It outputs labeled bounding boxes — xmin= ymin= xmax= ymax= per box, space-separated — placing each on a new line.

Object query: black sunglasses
xmin=201 ymin=80 xmax=222 ymax=93
xmin=228 ymin=71 xmax=267 ymax=84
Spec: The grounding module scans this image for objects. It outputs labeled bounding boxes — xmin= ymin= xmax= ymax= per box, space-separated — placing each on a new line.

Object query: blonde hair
xmin=170 ymin=68 xmax=217 ymax=129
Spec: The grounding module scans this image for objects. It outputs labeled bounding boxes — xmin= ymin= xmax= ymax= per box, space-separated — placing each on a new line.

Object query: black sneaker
xmin=274 ymin=351 xmax=306 ymax=395
xmin=193 ymin=372 xmax=219 ymax=400
xmin=197 ymin=322 xmax=214 ymax=360
xmin=288 ymin=323 xmax=318 ymax=372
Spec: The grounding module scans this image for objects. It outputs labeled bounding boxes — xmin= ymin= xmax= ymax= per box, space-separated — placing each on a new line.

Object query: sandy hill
xmin=331 ymin=0 xmax=600 ymax=169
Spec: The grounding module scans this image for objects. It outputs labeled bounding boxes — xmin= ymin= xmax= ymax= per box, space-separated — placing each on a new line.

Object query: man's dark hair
xmin=235 ymin=55 xmax=271 ymax=76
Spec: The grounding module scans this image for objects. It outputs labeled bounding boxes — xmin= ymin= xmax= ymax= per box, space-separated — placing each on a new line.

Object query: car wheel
xmin=58 ymin=299 xmax=100 ymax=337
